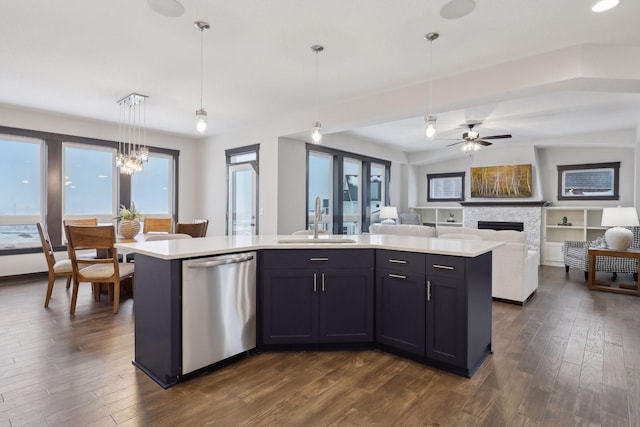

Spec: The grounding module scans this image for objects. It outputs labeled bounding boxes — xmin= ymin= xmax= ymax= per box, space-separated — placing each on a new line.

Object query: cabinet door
xmin=376 ymin=270 xmax=426 ymax=355
xmin=426 ymin=275 xmax=465 ymax=367
xmin=319 ymin=269 xmax=374 ymax=343
xmin=261 ymin=269 xmax=318 ymax=344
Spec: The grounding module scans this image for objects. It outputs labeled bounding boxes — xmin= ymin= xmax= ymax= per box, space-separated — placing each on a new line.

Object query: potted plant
xmin=116 ymin=203 xmax=143 ymax=239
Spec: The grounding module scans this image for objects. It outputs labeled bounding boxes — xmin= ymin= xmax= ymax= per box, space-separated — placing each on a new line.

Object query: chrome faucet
xmin=313 ymin=196 xmax=322 ymax=239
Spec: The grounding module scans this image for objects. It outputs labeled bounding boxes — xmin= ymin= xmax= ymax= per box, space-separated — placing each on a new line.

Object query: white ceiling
xmin=1 ymin=0 xmax=639 ymax=152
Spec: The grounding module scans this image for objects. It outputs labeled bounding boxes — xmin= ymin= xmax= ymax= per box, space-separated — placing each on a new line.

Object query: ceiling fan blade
xmin=446 ymin=141 xmax=464 ymax=147
xmin=480 ymin=134 xmax=512 ymax=139
xmin=476 ymin=140 xmax=493 ymax=146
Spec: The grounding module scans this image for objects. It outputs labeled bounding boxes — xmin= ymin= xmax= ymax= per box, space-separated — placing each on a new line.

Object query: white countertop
xmin=115 ymin=234 xmax=504 ymax=260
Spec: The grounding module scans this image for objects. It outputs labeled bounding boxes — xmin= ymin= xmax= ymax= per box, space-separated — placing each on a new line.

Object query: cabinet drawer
xmin=376 ymin=250 xmax=425 ymax=274
xmin=262 ymin=249 xmax=373 ymax=269
xmin=426 ymin=254 xmax=465 ymax=279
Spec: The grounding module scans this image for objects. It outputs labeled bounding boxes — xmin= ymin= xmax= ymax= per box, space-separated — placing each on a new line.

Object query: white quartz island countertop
xmin=115 ymin=234 xmax=504 ymax=261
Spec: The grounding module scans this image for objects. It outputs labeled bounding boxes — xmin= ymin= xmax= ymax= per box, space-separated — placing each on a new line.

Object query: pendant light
xmin=424 ymin=32 xmax=439 ymax=140
xmin=311 ymin=44 xmax=324 ymax=144
xmin=194 ymin=20 xmax=210 ymax=134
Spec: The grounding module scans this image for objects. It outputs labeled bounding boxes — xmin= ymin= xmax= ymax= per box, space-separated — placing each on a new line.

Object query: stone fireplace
xmin=460 ymin=201 xmax=548 ymax=252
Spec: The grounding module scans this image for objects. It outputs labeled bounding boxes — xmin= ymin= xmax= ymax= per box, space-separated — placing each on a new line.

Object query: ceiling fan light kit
xmin=447 ymin=123 xmax=512 ymax=151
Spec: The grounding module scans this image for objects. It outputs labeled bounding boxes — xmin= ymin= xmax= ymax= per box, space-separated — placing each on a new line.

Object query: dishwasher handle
xmin=187 ymin=254 xmax=254 ymax=269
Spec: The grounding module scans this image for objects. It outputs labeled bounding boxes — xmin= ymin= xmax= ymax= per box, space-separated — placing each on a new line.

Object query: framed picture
xmin=427 ymin=172 xmax=464 ymax=202
xmin=470 ymin=164 xmax=532 ymax=198
xmin=557 ymin=162 xmax=619 ymax=200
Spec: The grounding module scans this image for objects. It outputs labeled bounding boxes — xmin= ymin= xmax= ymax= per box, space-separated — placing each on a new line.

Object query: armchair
xmin=563 ymin=226 xmax=640 ymax=280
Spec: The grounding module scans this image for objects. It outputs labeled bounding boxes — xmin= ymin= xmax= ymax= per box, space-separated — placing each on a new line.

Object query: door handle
xmin=388 ymin=273 xmax=406 ymax=280
xmin=427 ymin=280 xmax=432 ymax=301
xmin=322 ymin=273 xmax=325 ymax=292
xmin=388 ymin=259 xmax=407 ymax=264
xmin=313 ymin=273 xmax=317 ymax=292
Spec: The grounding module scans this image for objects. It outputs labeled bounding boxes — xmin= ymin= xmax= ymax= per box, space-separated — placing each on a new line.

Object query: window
xmin=308 ymin=151 xmax=333 ymax=232
xmin=370 ymin=163 xmax=386 ymax=223
xmin=131 ymin=154 xmax=173 ymax=215
xmin=0 ymin=135 xmax=43 ymax=248
xmin=0 ymin=125 xmax=180 ymax=255
xmin=63 ymin=143 xmax=116 ymax=222
xmin=557 ymin=162 xmax=620 ymax=201
xmin=226 ymin=144 xmax=259 ymax=235
xmin=427 ymin=172 xmax=465 ymax=202
xmin=307 ymin=145 xmax=390 ymax=234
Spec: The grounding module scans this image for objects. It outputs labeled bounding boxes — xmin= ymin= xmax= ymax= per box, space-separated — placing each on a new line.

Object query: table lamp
xmin=601 ymin=206 xmax=639 ymax=251
xmin=379 ymin=206 xmax=398 ymax=224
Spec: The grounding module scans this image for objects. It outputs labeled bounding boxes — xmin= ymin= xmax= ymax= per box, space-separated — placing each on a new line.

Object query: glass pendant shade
xmin=311 ymin=122 xmax=322 ymax=144
xmin=425 ymin=116 xmax=436 ymax=139
xmin=196 ymin=109 xmax=208 ymax=133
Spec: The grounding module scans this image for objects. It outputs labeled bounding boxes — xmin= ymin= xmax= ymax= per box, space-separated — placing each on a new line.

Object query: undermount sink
xmin=277 ymin=238 xmax=357 ymax=244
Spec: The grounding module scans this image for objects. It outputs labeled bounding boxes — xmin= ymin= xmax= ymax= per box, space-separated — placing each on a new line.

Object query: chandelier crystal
xmin=116 ymin=93 xmax=149 ymax=175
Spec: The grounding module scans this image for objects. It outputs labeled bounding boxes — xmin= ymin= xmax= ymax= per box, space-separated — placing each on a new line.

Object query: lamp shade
xmin=601 ymin=207 xmax=639 ymax=251
xmin=379 ymin=206 xmax=398 ymax=224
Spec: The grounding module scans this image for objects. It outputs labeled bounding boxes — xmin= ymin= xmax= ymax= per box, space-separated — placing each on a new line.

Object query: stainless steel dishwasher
xmin=181 ymin=252 xmax=256 ymax=375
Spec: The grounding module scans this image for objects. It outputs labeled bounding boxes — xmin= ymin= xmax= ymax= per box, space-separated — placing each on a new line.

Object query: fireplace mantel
xmin=460 ymin=201 xmax=550 ymax=207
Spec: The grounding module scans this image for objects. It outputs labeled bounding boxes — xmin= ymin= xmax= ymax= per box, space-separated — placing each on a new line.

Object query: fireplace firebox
xmin=477 ymin=221 xmax=524 ymax=232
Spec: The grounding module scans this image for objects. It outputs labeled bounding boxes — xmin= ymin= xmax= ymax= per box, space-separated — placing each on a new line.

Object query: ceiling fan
xmin=446 ymin=123 xmax=512 ymax=149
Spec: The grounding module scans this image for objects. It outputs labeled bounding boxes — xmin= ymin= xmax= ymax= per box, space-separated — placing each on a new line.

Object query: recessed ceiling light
xmin=591 ymin=0 xmax=620 ymax=12
xmin=147 ymin=0 xmax=185 ymax=17
xmin=440 ymin=0 xmax=476 ymax=20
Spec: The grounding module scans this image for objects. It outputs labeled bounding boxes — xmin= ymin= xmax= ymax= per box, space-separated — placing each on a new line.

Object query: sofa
xmin=369 ymin=224 xmax=539 ymax=304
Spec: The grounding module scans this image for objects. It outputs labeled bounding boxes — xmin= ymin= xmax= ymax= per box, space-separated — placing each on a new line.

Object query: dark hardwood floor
xmin=1 ymin=266 xmax=639 ymax=426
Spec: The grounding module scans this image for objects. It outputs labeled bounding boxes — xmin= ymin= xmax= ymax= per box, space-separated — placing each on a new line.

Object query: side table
xmin=588 ymin=247 xmax=640 ymax=296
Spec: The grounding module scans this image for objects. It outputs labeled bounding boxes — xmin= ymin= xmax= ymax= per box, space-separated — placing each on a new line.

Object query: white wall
xmin=0 ymin=105 xmax=200 ymax=277
xmin=278 ymin=138 xmax=307 ymax=234
xmin=412 ymin=130 xmax=637 ymax=209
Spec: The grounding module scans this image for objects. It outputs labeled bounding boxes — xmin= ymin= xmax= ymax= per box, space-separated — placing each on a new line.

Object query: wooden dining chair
xmin=175 ymin=221 xmax=207 ymax=238
xmin=65 ymin=224 xmax=134 ymax=314
xmin=143 ymin=217 xmax=173 ymax=233
xmin=194 ymin=218 xmax=209 ymax=236
xmin=63 ymin=218 xmax=98 ymax=226
xmin=37 ymin=223 xmax=74 ymax=308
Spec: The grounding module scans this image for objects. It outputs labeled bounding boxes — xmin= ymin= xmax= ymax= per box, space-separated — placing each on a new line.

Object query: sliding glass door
xmin=308 ymin=151 xmax=333 ymax=232
xmin=307 ymin=145 xmax=390 ymax=234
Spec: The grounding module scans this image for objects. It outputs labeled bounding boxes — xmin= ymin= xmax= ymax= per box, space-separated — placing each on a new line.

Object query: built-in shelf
xmin=542 ymin=207 xmax=606 ymax=267
xmin=409 ymin=206 xmax=463 ymax=228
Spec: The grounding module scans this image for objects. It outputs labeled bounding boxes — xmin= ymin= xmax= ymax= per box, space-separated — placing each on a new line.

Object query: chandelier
xmin=116 ymin=93 xmax=149 ymax=175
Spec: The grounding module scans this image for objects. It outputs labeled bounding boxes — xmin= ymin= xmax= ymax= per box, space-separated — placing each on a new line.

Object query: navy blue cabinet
xmin=376 ymin=251 xmax=493 ymax=377
xmin=376 ymin=250 xmax=426 ymax=356
xmin=426 ymin=252 xmax=492 ymax=375
xmin=261 ymin=250 xmax=374 ymax=345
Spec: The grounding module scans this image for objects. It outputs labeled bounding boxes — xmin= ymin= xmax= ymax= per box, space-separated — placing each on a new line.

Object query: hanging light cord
xmin=428 ymin=37 xmax=433 ymax=116
xmin=315 ymin=49 xmax=319 ymax=123
xmin=199 ymin=27 xmax=204 ymax=110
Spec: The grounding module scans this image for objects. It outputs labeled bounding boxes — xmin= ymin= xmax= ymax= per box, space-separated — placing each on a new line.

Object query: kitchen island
xmin=117 ymin=234 xmax=502 ymax=388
